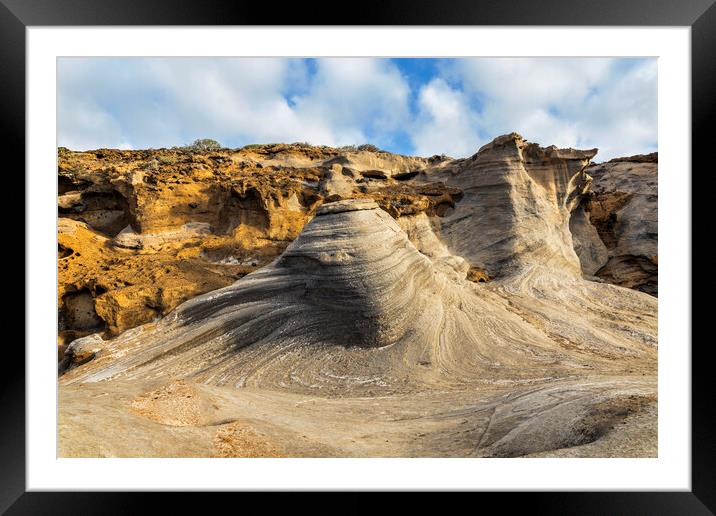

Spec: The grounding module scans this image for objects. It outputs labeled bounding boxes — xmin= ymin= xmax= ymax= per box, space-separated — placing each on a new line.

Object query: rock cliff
xmin=574 ymin=153 xmax=658 ymax=295
xmin=58 ymin=139 xmax=658 ymax=353
xmin=425 ymin=133 xmax=597 ymax=278
xmin=57 ymin=144 xmax=462 ymax=355
xmin=57 ymin=136 xmax=658 ymax=458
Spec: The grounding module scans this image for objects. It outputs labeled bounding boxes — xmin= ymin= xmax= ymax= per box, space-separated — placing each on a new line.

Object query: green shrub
xmin=174 ymin=139 xmax=223 ymax=151
xmin=189 ymin=138 xmax=222 ymax=151
xmin=157 ymin=155 xmax=178 ymax=165
xmin=357 ymin=143 xmax=380 ymax=152
xmin=142 ymin=159 xmax=159 ymax=171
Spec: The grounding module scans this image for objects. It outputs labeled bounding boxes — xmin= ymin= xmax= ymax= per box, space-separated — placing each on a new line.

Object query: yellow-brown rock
xmin=57 ymin=218 xmax=256 ymax=353
xmin=56 ymin=137 xmax=660 ymax=458
xmin=57 ymin=138 xmax=658 ymax=369
xmin=57 ymin=144 xmax=463 ymax=358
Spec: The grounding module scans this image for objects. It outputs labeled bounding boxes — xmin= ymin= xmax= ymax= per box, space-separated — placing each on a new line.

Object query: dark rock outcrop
xmin=576 ymin=153 xmax=658 ymax=295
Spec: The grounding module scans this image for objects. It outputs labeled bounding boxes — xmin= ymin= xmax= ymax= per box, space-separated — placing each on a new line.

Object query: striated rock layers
xmin=425 ymin=133 xmax=597 ymax=278
xmin=574 ymin=154 xmax=658 ymax=295
xmin=58 ymin=139 xmax=657 ymax=356
xmin=57 ymin=144 xmax=462 ymax=356
xmin=60 ymin=180 xmax=657 ymax=457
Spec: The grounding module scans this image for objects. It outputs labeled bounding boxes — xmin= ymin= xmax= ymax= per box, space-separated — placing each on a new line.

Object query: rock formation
xmin=56 ymin=144 xmax=463 ymax=357
xmin=424 ymin=133 xmax=597 ymax=278
xmin=574 ymin=153 xmax=658 ymax=295
xmin=57 ymin=136 xmax=658 ymax=458
xmin=58 ymin=218 xmax=246 ymax=348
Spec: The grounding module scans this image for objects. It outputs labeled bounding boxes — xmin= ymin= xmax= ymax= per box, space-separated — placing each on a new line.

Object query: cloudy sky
xmin=57 ymin=57 xmax=657 ymax=161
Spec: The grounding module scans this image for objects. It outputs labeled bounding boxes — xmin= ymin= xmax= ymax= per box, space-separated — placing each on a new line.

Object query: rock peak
xmin=473 ymin=132 xmax=598 ymax=161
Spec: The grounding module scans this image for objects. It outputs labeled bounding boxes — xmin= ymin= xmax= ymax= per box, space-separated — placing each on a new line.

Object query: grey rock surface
xmin=60 ymin=190 xmax=657 ymax=457
xmin=581 ymin=154 xmax=658 ymax=295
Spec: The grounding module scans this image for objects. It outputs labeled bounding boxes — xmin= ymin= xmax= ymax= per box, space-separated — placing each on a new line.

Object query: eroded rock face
xmin=569 ymin=205 xmax=609 ymax=276
xmin=576 ymin=153 xmax=658 ymax=295
xmin=427 ymin=133 xmax=597 ymax=278
xmin=58 ymin=138 xmax=659 ymax=358
xmin=57 ymin=137 xmax=659 ymax=457
xmin=57 ymin=218 xmax=250 ymax=352
xmin=57 ymin=145 xmax=463 ymax=353
xmin=60 ymin=198 xmax=657 ymax=458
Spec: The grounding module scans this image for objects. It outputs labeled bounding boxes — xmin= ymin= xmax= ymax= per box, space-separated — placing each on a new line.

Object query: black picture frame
xmin=3 ymin=0 xmax=711 ymax=512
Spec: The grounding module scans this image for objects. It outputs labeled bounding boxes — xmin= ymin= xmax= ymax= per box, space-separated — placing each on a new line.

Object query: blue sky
xmin=57 ymin=57 xmax=657 ymax=161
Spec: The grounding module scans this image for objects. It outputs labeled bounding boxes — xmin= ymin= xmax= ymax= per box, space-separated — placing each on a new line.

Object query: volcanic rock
xmin=56 ymin=144 xmax=463 ymax=346
xmin=578 ymin=153 xmax=658 ymax=295
xmin=429 ymin=133 xmax=597 ymax=278
xmin=57 ymin=137 xmax=659 ymax=458
xmin=60 ymin=196 xmax=656 ymax=457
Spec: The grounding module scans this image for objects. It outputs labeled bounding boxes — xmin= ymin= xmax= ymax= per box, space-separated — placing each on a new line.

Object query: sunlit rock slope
xmin=58 ymin=135 xmax=658 ymax=457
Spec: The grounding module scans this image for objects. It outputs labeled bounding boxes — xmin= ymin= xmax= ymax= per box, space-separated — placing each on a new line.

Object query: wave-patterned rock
xmin=56 ymin=144 xmax=461 ymax=350
xmin=430 ymin=133 xmax=597 ymax=278
xmin=60 ymin=194 xmax=657 ymax=457
xmin=57 ymin=137 xmax=657 ymax=354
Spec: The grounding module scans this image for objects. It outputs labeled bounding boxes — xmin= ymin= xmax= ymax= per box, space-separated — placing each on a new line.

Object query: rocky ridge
xmin=57 ymin=144 xmax=461 ymax=354
xmin=58 ymin=139 xmax=657 ymax=356
xmin=57 ymin=136 xmax=658 ymax=458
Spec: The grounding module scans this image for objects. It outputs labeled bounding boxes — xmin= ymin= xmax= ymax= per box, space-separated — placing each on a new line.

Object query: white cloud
xmin=409 ymin=78 xmax=482 ymax=157
xmin=58 ymin=57 xmax=656 ymax=160
xmin=451 ymin=58 xmax=614 ymax=111
xmin=57 ymin=57 xmax=411 ymax=151
xmin=573 ymin=59 xmax=657 ymax=159
xmin=441 ymin=58 xmax=657 ymax=160
xmin=289 ymin=58 xmax=411 ymax=147
xmin=57 ymin=97 xmax=125 ymax=150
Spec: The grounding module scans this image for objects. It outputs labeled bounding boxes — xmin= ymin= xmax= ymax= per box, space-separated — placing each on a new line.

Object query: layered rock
xmin=57 ymin=145 xmax=462 ymax=356
xmin=61 ymin=200 xmax=458 ymax=385
xmin=60 ymin=198 xmax=657 ymax=457
xmin=57 ymin=136 xmax=659 ymax=458
xmin=57 ymin=218 xmax=249 ymax=350
xmin=427 ymin=133 xmax=597 ymax=278
xmin=575 ymin=154 xmax=658 ymax=295
xmin=57 ymin=137 xmax=659 ymax=360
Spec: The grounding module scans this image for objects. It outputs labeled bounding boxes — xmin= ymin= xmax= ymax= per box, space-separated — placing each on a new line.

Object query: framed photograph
xmin=6 ymin=0 xmax=710 ymax=511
